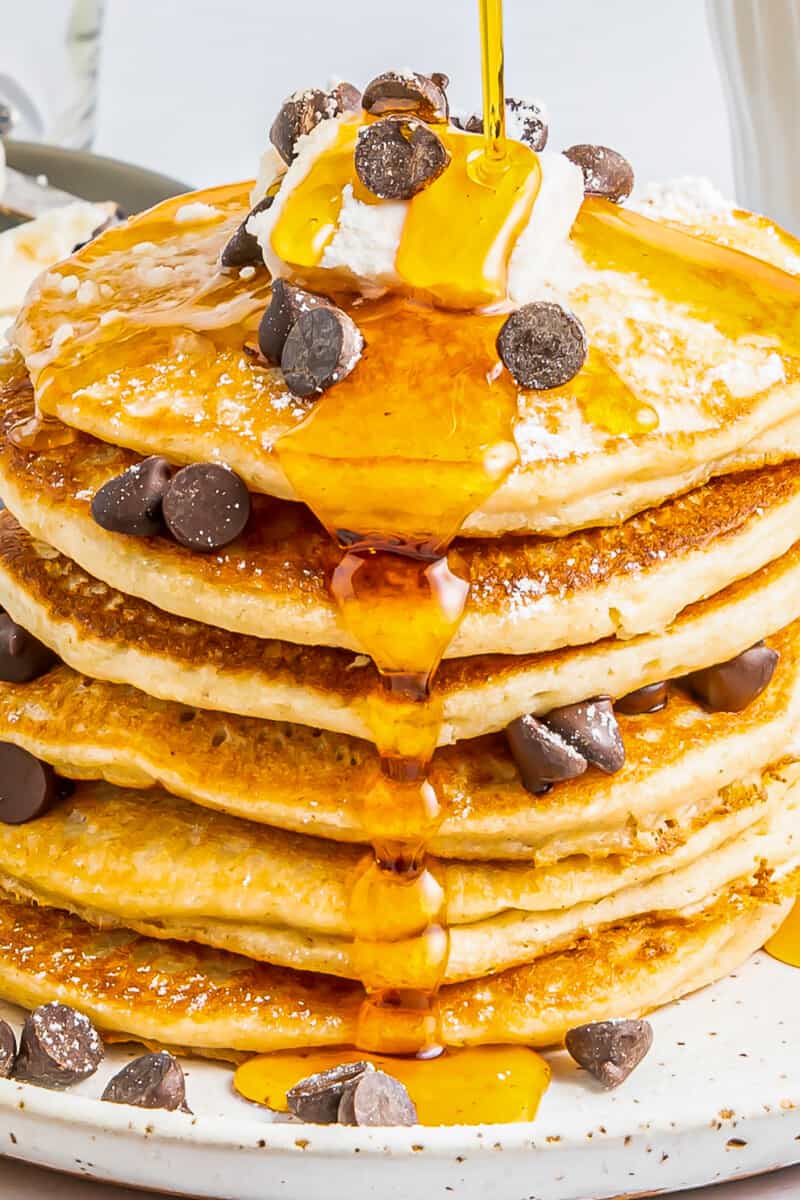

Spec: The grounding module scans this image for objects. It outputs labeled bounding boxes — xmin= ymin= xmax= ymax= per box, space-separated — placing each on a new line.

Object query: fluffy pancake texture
xmin=0 ymin=889 xmax=789 ymax=1054
xmin=0 ymin=617 xmax=798 ymax=858
xmin=0 ymin=509 xmax=799 ymax=745
xmin=10 ymin=183 xmax=800 ymax=536
xmin=0 ymin=765 xmax=796 ymax=983
xmin=4 ymin=352 xmax=800 ymax=656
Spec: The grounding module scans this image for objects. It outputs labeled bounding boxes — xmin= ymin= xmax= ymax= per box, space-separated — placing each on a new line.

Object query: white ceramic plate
xmin=0 ymin=950 xmax=798 ymax=1200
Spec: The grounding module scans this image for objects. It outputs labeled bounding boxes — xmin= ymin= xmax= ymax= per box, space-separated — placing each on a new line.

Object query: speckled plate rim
xmin=1 ymin=954 xmax=800 ymax=1199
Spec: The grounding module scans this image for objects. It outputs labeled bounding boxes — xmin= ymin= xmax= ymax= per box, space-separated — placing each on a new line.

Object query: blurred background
xmin=3 ymin=0 xmax=799 ymax=230
xmin=94 ymin=0 xmax=735 ymax=191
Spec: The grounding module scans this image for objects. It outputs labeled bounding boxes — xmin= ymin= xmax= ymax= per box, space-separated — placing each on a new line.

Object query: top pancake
xmin=10 ymin=182 xmax=800 ymax=537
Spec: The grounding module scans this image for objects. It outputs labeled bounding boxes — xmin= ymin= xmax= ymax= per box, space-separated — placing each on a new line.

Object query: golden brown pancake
xmin=0 ymin=766 xmax=795 ymax=983
xmin=10 ymin=184 xmax=800 ymax=537
xmin=0 ymin=510 xmax=799 ymax=745
xmin=0 ymin=617 xmax=798 ymax=859
xmin=3 ymin=352 xmax=800 ymax=656
xmin=0 ymin=887 xmax=788 ymax=1054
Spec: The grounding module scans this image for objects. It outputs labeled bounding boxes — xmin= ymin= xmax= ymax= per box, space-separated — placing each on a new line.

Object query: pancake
xmin=10 ymin=184 xmax=800 ymax=538
xmin=4 ymin=355 xmax=800 ymax=657
xmin=0 ymin=765 xmax=795 ymax=984
xmin=0 ymin=887 xmax=788 ymax=1053
xmin=1 ymin=617 xmax=799 ymax=858
xmin=0 ymin=510 xmax=799 ymax=745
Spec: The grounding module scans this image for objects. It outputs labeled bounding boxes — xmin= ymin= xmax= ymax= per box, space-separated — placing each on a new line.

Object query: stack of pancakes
xmin=0 ymin=170 xmax=797 ymax=1062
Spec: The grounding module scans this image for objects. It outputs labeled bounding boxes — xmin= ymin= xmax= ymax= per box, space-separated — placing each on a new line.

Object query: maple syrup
xmin=274 ymin=295 xmax=521 ymax=1054
xmin=475 ymin=0 xmax=507 ymax=177
xmin=764 ymin=899 xmax=800 ymax=967
xmin=234 ymin=1045 xmax=551 ymax=1125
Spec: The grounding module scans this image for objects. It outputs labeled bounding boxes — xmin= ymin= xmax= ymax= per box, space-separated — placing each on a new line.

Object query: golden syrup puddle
xmin=234 ymin=1046 xmax=551 ymax=1125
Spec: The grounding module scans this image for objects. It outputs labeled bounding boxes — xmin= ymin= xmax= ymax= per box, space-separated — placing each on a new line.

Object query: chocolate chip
xmin=91 ymin=456 xmax=172 ymax=537
xmin=565 ymin=1019 xmax=653 ymax=1089
xmin=287 ymin=1061 xmax=374 ymax=1124
xmin=162 ymin=463 xmax=251 ymax=553
xmin=220 ymin=195 xmax=274 ymax=269
xmin=270 ymin=84 xmax=361 ymax=165
xmin=355 ymin=117 xmax=451 ymax=200
xmin=454 ymin=99 xmax=548 ymax=151
xmin=14 ymin=1002 xmax=103 ymax=1088
xmin=430 ymin=72 xmax=450 ymax=92
xmin=362 ymin=71 xmax=449 ymax=122
xmin=0 ymin=1021 xmax=16 ymax=1078
xmin=544 ymin=698 xmax=626 ymax=774
xmin=563 ymin=144 xmax=634 ymax=203
xmin=497 ymin=302 xmax=587 ymax=391
xmin=337 ymin=1070 xmax=417 ymax=1126
xmin=281 ymin=305 xmax=363 ymax=397
xmin=684 ymin=644 xmax=779 ymax=713
xmin=258 ymin=279 xmax=332 ymax=365
xmin=102 ymin=1052 xmax=189 ymax=1112
xmin=616 ymin=681 xmax=669 ymax=716
xmin=0 ymin=743 xmax=59 ymax=824
xmin=0 ymin=614 xmax=58 ymax=683
xmin=506 ymin=713 xmax=587 ymax=795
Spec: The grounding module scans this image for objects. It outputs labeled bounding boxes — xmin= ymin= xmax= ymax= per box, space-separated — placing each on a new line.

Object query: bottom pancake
xmin=0 ymin=888 xmax=788 ymax=1055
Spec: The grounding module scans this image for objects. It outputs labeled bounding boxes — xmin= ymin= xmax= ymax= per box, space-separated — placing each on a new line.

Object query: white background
xmin=95 ymin=0 xmax=736 ymax=197
xmin=0 ymin=0 xmax=789 ymax=1195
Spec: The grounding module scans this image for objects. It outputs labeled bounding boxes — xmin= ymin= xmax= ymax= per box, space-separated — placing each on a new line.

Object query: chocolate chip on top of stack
xmin=0 ymin=51 xmax=798 ymax=1128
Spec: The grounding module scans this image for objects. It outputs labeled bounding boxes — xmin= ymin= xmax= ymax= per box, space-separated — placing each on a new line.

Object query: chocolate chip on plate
xmin=545 ymin=698 xmax=626 ymax=774
xmin=565 ymin=1019 xmax=653 ymax=1089
xmin=616 ymin=681 xmax=669 ymax=716
xmin=14 ymin=1002 xmax=103 ymax=1088
xmin=0 ymin=743 xmax=59 ymax=824
xmin=497 ymin=302 xmax=587 ymax=390
xmin=355 ymin=117 xmax=451 ymax=200
xmin=684 ymin=644 xmax=779 ymax=713
xmin=91 ymin=456 xmax=172 ymax=537
xmin=454 ymin=99 xmax=548 ymax=151
xmin=220 ymin=195 xmax=274 ymax=269
xmin=162 ymin=463 xmax=251 ymax=553
xmin=102 ymin=1051 xmax=189 ymax=1112
xmin=0 ymin=614 xmax=58 ymax=683
xmin=270 ymin=83 xmax=361 ymax=165
xmin=258 ymin=279 xmax=332 ymax=365
xmin=287 ymin=1061 xmax=375 ymax=1124
xmin=337 ymin=1069 xmax=417 ymax=1127
xmin=563 ymin=144 xmax=634 ymax=203
xmin=281 ymin=305 xmax=364 ymax=397
xmin=362 ymin=71 xmax=449 ymax=122
xmin=506 ymin=713 xmax=587 ymax=795
xmin=0 ymin=1021 xmax=16 ymax=1078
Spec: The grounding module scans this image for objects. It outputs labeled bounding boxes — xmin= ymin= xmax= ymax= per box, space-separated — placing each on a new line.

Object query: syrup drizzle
xmin=271 ymin=2 xmax=530 ymax=1058
xmin=275 ymin=296 xmax=520 ymax=1055
xmin=234 ymin=1045 xmax=551 ymax=1125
